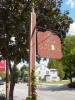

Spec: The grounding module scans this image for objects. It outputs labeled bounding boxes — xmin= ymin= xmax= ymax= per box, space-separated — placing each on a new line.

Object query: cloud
xmin=66 ymin=0 xmax=75 ymax=8
xmin=67 ymin=23 xmax=75 ymax=35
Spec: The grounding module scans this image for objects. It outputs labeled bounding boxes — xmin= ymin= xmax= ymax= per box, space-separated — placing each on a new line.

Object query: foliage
xmin=48 ymin=36 xmax=75 ymax=81
xmin=62 ymin=36 xmax=75 ymax=82
xmin=62 ymin=36 xmax=75 ymax=67
xmin=0 ymin=0 xmax=73 ymax=62
xmin=26 ymin=67 xmax=37 ymax=100
xmin=54 ymin=60 xmax=65 ymax=79
xmin=0 ymin=72 xmax=6 ymax=81
xmin=31 ymin=67 xmax=37 ymax=100
xmin=15 ymin=67 xmax=20 ymax=81
xmin=20 ymin=65 xmax=27 ymax=71
xmin=9 ymin=66 xmax=20 ymax=82
xmin=20 ymin=65 xmax=28 ymax=79
xmin=48 ymin=59 xmax=65 ymax=79
xmin=26 ymin=96 xmax=31 ymax=100
xmin=47 ymin=59 xmax=54 ymax=68
xmin=0 ymin=94 xmax=6 ymax=100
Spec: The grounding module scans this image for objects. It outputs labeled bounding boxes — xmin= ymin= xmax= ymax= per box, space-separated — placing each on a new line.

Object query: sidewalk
xmin=0 ymin=88 xmax=5 ymax=94
xmin=0 ymin=84 xmax=6 ymax=94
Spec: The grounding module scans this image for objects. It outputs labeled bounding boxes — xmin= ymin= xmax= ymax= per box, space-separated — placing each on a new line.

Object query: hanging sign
xmin=37 ymin=31 xmax=62 ymax=59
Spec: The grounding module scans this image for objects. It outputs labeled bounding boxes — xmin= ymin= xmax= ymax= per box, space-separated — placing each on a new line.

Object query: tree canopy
xmin=62 ymin=36 xmax=75 ymax=82
xmin=0 ymin=0 xmax=73 ymax=63
xmin=48 ymin=59 xmax=65 ymax=79
xmin=20 ymin=64 xmax=28 ymax=78
xmin=62 ymin=36 xmax=75 ymax=67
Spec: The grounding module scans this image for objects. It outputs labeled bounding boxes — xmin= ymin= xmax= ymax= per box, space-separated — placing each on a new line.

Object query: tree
xmin=54 ymin=60 xmax=65 ymax=79
xmin=47 ymin=59 xmax=54 ymax=68
xmin=0 ymin=0 xmax=73 ymax=60
xmin=62 ymin=36 xmax=75 ymax=83
xmin=0 ymin=0 xmax=73 ymax=99
xmin=0 ymin=72 xmax=6 ymax=81
xmin=20 ymin=65 xmax=28 ymax=79
xmin=9 ymin=66 xmax=20 ymax=81
xmin=48 ymin=59 xmax=65 ymax=79
xmin=15 ymin=67 xmax=20 ymax=82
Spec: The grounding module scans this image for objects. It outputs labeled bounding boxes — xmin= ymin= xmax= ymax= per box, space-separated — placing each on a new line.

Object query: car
xmin=0 ymin=80 xmax=4 ymax=85
xmin=68 ymin=82 xmax=75 ymax=88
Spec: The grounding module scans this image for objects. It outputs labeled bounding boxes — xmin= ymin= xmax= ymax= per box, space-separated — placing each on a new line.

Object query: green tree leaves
xmin=48 ymin=59 xmax=65 ymax=79
xmin=62 ymin=36 xmax=75 ymax=67
xmin=62 ymin=36 xmax=75 ymax=82
xmin=0 ymin=0 xmax=73 ymax=62
xmin=20 ymin=65 xmax=27 ymax=78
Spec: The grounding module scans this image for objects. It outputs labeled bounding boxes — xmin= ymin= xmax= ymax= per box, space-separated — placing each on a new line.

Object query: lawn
xmin=39 ymin=80 xmax=71 ymax=85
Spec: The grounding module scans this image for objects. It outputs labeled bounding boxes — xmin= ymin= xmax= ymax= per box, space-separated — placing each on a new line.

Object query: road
xmin=0 ymin=83 xmax=75 ymax=100
xmin=37 ymin=83 xmax=75 ymax=100
xmin=14 ymin=83 xmax=75 ymax=100
xmin=14 ymin=83 xmax=28 ymax=100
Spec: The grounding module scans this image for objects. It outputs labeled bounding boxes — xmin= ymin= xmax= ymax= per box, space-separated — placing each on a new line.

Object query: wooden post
xmin=29 ymin=3 xmax=36 ymax=97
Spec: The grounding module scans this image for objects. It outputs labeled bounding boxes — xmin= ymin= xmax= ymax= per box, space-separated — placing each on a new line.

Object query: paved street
xmin=14 ymin=83 xmax=28 ymax=100
xmin=37 ymin=83 xmax=75 ymax=100
xmin=0 ymin=82 xmax=75 ymax=100
xmin=14 ymin=83 xmax=75 ymax=100
xmin=0 ymin=83 xmax=6 ymax=94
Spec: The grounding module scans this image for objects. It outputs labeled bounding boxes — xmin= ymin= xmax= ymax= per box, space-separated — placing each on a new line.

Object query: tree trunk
xmin=6 ymin=58 xmax=10 ymax=100
xmin=69 ymin=67 xmax=72 ymax=83
xmin=9 ymin=60 xmax=16 ymax=100
xmin=9 ymin=82 xmax=15 ymax=100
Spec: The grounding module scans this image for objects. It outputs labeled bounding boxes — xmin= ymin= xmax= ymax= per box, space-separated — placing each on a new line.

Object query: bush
xmin=0 ymin=94 xmax=6 ymax=100
xmin=68 ymin=82 xmax=75 ymax=88
xmin=26 ymin=96 xmax=31 ymax=100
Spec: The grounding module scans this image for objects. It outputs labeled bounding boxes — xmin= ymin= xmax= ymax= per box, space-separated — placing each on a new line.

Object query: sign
xmin=37 ymin=31 xmax=62 ymax=59
xmin=0 ymin=60 xmax=6 ymax=71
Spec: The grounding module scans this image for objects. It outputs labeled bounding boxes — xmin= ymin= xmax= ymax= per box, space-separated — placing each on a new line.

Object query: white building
xmin=36 ymin=64 xmax=60 ymax=82
xmin=49 ymin=69 xmax=60 ymax=82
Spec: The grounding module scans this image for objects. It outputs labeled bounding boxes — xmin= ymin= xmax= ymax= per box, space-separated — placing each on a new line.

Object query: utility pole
xmin=29 ymin=2 xmax=36 ymax=97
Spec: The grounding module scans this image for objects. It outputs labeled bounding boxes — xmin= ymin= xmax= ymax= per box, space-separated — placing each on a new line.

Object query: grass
xmin=39 ymin=80 xmax=70 ymax=85
xmin=48 ymin=80 xmax=70 ymax=84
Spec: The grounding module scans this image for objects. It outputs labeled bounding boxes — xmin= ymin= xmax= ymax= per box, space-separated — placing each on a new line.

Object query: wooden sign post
xmin=29 ymin=4 xmax=36 ymax=97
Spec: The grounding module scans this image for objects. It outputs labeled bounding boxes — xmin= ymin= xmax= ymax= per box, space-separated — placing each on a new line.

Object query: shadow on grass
xmin=37 ymin=84 xmax=75 ymax=92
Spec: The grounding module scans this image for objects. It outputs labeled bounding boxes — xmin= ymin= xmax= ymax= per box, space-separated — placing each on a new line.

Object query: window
xmin=38 ymin=71 xmax=40 ymax=74
xmin=52 ymin=77 xmax=56 ymax=79
xmin=40 ymin=67 xmax=42 ymax=70
xmin=46 ymin=71 xmax=49 ymax=75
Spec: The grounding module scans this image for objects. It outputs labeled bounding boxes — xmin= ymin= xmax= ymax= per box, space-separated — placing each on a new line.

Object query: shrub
xmin=0 ymin=94 xmax=6 ymax=100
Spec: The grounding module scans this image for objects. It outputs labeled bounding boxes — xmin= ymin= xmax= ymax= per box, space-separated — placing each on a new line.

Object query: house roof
xmin=37 ymin=64 xmax=57 ymax=71
xmin=50 ymin=69 xmax=57 ymax=71
xmin=37 ymin=64 xmax=47 ymax=68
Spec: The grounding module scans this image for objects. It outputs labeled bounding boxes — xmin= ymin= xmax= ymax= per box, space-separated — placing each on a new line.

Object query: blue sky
xmin=17 ymin=0 xmax=75 ymax=69
xmin=61 ymin=0 xmax=75 ymax=22
xmin=61 ymin=0 xmax=75 ymax=35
